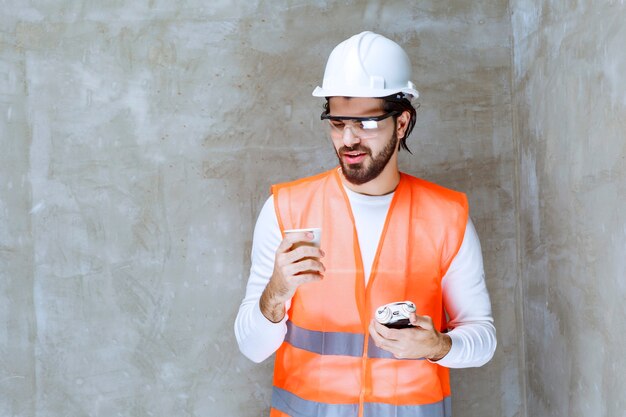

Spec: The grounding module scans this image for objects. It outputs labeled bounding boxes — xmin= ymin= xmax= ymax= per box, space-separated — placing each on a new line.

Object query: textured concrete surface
xmin=1 ymin=1 xmax=520 ymax=416
xmin=511 ymin=1 xmax=626 ymax=416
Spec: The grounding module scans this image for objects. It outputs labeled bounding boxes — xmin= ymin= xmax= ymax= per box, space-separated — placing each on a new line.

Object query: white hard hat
xmin=312 ymin=31 xmax=419 ymax=100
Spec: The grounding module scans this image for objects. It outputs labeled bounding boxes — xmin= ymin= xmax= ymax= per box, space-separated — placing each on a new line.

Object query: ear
xmin=395 ymin=110 xmax=410 ymax=139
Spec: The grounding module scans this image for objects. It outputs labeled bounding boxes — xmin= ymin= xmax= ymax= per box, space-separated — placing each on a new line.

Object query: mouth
xmin=342 ymin=151 xmax=368 ymax=164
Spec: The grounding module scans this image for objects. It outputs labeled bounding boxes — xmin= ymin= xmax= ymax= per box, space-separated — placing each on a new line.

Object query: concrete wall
xmin=1 ymin=1 xmax=520 ymax=416
xmin=511 ymin=1 xmax=626 ymax=416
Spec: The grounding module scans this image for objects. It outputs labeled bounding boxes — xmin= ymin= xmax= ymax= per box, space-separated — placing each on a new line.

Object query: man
xmin=235 ymin=31 xmax=496 ymax=417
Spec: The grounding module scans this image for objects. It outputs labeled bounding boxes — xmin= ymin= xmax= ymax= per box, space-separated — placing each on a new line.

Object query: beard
xmin=336 ymin=133 xmax=399 ymax=186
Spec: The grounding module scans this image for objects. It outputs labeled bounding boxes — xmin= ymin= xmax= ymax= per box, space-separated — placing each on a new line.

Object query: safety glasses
xmin=321 ymin=111 xmax=398 ymax=139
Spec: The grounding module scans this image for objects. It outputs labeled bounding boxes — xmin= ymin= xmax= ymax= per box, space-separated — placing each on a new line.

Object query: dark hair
xmin=322 ymin=94 xmax=418 ymax=153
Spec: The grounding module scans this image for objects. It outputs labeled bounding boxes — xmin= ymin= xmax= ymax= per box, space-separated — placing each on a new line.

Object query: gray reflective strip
xmin=285 ymin=321 xmax=364 ymax=357
xmin=273 ymin=387 xmax=451 ymax=417
xmin=364 ymin=397 xmax=452 ymax=417
xmin=367 ymin=336 xmax=426 ymax=360
xmin=271 ymin=386 xmax=358 ymax=417
xmin=367 ymin=337 xmax=396 ymax=359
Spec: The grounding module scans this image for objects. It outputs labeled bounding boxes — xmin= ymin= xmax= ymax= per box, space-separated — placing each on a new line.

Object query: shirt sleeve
xmin=431 ymin=218 xmax=497 ymax=368
xmin=234 ymin=196 xmax=290 ymax=363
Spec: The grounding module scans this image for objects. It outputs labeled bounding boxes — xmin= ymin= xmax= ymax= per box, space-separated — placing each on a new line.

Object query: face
xmin=326 ymin=97 xmax=404 ymax=186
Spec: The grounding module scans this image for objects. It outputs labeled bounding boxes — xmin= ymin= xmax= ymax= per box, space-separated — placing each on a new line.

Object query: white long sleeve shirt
xmin=235 ymin=187 xmax=496 ymax=368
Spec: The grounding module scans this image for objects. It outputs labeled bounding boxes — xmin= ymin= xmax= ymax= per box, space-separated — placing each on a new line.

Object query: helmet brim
xmin=312 ymin=86 xmax=419 ymax=100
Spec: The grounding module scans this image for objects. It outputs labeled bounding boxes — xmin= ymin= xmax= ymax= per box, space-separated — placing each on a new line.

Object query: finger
xmin=291 ymin=273 xmax=323 ymax=285
xmin=369 ymin=321 xmax=402 ymax=352
xmin=276 ymin=232 xmax=306 ymax=254
xmin=285 ymin=231 xmax=315 ymax=245
xmin=372 ymin=320 xmax=401 ymax=341
xmin=369 ymin=320 xmax=382 ymax=339
xmin=277 ymin=231 xmax=314 ymax=253
xmin=368 ymin=321 xmax=387 ymax=346
xmin=285 ymin=245 xmax=324 ymax=263
xmin=410 ymin=314 xmax=434 ymax=330
xmin=296 ymin=259 xmax=325 ymax=276
xmin=285 ymin=258 xmax=325 ymax=276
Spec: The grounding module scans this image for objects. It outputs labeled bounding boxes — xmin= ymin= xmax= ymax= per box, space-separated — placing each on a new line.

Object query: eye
xmin=329 ymin=120 xmax=345 ymax=129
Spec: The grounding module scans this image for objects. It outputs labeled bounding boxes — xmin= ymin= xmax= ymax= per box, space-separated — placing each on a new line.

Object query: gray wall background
xmin=0 ymin=1 xmax=623 ymax=417
xmin=511 ymin=1 xmax=626 ymax=416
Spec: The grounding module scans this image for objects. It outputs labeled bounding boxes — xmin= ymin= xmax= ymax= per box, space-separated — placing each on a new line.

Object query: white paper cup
xmin=284 ymin=227 xmax=322 ymax=248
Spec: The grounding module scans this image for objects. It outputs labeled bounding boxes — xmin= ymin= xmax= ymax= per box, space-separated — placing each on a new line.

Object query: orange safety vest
xmin=270 ymin=168 xmax=468 ymax=417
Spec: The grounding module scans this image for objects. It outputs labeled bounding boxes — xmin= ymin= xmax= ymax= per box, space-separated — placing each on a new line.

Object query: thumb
xmin=410 ymin=314 xmax=434 ymax=330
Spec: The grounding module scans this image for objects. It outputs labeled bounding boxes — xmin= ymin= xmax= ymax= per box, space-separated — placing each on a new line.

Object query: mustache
xmin=338 ymin=145 xmax=371 ymax=155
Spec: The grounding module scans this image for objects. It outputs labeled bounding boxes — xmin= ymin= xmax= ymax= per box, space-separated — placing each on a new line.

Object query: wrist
xmin=260 ymin=282 xmax=288 ymax=323
xmin=428 ymin=333 xmax=452 ymax=361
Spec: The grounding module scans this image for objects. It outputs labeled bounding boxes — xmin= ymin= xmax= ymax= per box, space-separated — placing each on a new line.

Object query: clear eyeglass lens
xmin=325 ymin=119 xmax=381 ymax=138
xmin=361 ymin=120 xmax=379 ymax=130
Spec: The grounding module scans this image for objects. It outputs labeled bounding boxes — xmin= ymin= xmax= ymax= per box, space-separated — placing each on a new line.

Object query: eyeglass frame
xmin=320 ymin=110 xmax=400 ymax=140
xmin=320 ymin=110 xmax=399 ymax=124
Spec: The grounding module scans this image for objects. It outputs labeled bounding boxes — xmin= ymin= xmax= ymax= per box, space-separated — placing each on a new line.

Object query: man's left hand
xmin=369 ymin=313 xmax=452 ymax=360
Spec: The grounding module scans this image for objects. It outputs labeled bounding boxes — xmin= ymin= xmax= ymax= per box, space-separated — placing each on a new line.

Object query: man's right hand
xmin=260 ymin=231 xmax=325 ymax=323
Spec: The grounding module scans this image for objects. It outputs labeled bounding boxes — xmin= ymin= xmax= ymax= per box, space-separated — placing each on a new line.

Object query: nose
xmin=342 ymin=125 xmax=361 ymax=148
